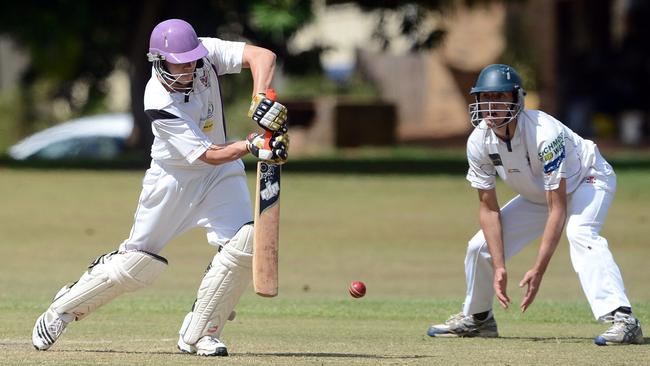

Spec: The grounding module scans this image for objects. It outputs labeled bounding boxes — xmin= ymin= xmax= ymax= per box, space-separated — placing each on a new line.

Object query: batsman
xmin=32 ymin=19 xmax=288 ymax=356
xmin=427 ymin=64 xmax=643 ymax=345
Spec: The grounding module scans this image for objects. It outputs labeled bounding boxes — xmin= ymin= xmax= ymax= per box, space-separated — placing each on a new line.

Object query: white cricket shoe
xmin=177 ymin=311 xmax=234 ymax=356
xmin=178 ymin=335 xmax=228 ymax=356
xmin=594 ymin=312 xmax=644 ymax=346
xmin=427 ymin=311 xmax=498 ymax=338
xmin=32 ymin=308 xmax=74 ymax=350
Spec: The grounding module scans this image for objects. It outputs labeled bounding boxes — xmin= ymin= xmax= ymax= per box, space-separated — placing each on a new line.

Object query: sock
xmin=614 ymin=306 xmax=632 ymax=315
xmin=473 ymin=311 xmax=490 ymax=321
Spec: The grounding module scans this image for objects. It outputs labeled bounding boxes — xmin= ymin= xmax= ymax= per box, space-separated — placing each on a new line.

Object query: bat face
xmin=253 ymin=161 xmax=281 ymax=297
xmin=258 ymin=162 xmax=280 ymax=210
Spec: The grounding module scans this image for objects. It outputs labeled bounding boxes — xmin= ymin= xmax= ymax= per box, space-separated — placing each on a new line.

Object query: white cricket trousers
xmin=462 ymin=169 xmax=631 ymax=319
xmin=119 ymin=159 xmax=252 ymax=254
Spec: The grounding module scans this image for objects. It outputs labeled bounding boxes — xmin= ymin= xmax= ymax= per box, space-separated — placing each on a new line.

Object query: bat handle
xmin=266 ymin=88 xmax=277 ymax=101
xmin=265 ymin=88 xmax=277 ymax=141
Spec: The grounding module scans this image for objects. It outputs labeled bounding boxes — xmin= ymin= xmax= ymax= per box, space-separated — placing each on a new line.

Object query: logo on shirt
xmin=206 ymin=103 xmax=214 ymax=119
xmin=508 ymin=168 xmax=520 ymax=173
xmin=199 ymin=68 xmax=210 ymax=88
xmin=538 ymin=133 xmax=565 ymax=161
xmin=539 ymin=133 xmax=566 ymax=174
xmin=488 ymin=153 xmax=503 ymax=166
xmin=202 ymin=119 xmax=214 ymax=132
xmin=585 ymin=176 xmax=596 ymax=184
xmin=543 ymin=150 xmax=565 ymax=174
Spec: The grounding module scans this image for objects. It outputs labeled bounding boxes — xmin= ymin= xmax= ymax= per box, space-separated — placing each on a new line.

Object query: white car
xmin=8 ymin=113 xmax=134 ymax=160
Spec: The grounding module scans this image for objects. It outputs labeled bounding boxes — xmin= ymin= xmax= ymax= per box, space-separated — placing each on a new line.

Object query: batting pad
xmin=51 ymin=250 xmax=167 ymax=320
xmin=182 ymin=224 xmax=253 ymax=344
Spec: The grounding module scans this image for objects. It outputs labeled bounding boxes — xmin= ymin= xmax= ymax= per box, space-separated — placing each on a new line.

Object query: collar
xmin=485 ymin=119 xmax=522 ymax=147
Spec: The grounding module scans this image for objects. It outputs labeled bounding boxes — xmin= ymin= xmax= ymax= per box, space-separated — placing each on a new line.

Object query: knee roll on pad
xmin=50 ymin=250 xmax=167 ymax=320
xmin=181 ymin=223 xmax=253 ymax=345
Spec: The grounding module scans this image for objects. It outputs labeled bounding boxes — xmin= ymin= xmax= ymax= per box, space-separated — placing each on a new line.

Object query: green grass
xmin=0 ymin=169 xmax=648 ymax=365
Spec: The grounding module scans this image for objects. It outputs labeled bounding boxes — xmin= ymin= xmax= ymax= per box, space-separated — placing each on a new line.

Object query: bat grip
xmin=266 ymin=88 xmax=277 ymax=101
xmin=264 ymin=88 xmax=277 ymax=145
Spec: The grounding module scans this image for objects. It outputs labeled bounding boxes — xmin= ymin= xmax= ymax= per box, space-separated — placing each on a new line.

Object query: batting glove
xmin=247 ymin=131 xmax=289 ymax=164
xmin=247 ymin=93 xmax=288 ymax=132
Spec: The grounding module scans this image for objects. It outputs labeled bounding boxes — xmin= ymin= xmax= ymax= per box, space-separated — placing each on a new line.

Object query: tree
xmin=0 ymin=1 xmax=502 ymax=157
xmin=0 ymin=0 xmax=313 ymax=155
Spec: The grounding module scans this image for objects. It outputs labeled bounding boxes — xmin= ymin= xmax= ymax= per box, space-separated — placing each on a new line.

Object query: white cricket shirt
xmin=466 ymin=109 xmax=605 ymax=204
xmin=143 ymin=37 xmax=245 ymax=167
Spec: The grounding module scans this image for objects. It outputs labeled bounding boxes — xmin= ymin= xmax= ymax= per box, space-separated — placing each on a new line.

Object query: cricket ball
xmin=349 ymin=281 xmax=366 ymax=298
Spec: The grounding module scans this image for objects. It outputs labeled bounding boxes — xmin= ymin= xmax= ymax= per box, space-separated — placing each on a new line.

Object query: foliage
xmin=0 ymin=1 xmax=315 ymax=143
xmin=0 ymin=0 xmax=526 ymax=151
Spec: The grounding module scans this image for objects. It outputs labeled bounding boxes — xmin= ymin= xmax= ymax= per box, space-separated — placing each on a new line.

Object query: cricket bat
xmin=253 ymin=88 xmax=281 ymax=297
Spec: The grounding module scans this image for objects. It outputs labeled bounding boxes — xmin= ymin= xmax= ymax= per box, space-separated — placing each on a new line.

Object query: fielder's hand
xmin=247 ymin=131 xmax=289 ymax=164
xmin=247 ymin=93 xmax=288 ymax=132
xmin=493 ymin=267 xmax=511 ymax=310
xmin=519 ymin=268 xmax=543 ymax=313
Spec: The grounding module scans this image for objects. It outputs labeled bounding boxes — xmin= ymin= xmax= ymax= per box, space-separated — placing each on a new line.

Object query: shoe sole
xmin=197 ymin=349 xmax=228 ymax=357
xmin=428 ymin=331 xmax=499 ymax=338
xmin=178 ymin=344 xmax=228 ymax=356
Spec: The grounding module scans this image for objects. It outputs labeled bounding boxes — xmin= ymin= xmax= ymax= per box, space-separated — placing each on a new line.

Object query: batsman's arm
xmin=242 ymin=44 xmax=276 ymax=96
xmin=198 ymin=141 xmax=249 ymax=165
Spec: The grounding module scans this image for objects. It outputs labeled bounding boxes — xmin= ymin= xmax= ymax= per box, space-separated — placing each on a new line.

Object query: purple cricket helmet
xmin=148 ymin=19 xmax=208 ymax=64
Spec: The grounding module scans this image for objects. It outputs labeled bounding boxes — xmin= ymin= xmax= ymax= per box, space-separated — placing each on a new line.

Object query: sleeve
xmin=537 ymin=127 xmax=566 ymax=190
xmin=145 ymin=109 xmax=213 ymax=164
xmin=466 ymin=139 xmax=496 ymax=190
xmin=199 ymin=37 xmax=245 ymax=75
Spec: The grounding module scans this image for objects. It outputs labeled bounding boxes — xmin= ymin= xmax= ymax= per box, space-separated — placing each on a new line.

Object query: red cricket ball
xmin=349 ymin=281 xmax=366 ymax=298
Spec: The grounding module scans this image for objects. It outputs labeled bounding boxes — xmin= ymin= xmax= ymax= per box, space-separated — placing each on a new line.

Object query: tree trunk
xmin=128 ymin=0 xmax=161 ymax=157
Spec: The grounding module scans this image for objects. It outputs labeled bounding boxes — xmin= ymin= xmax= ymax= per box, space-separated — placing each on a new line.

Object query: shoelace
xmin=602 ymin=315 xmax=634 ymax=335
xmin=199 ymin=336 xmax=223 ymax=346
xmin=445 ymin=312 xmax=466 ymax=324
xmin=601 ymin=315 xmax=615 ymax=323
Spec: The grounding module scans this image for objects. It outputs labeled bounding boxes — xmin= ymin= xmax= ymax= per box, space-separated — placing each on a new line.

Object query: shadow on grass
xmin=241 ymin=352 xmax=433 ymax=359
xmin=449 ymin=336 xmax=649 ymax=345
xmin=52 ymin=348 xmax=433 ymax=359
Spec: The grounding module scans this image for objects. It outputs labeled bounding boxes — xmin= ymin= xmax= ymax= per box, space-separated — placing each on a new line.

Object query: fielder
xmin=32 ymin=18 xmax=289 ymax=356
xmin=427 ymin=64 xmax=643 ymax=345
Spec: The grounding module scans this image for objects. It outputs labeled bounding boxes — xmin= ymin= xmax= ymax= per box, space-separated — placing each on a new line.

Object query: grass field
xmin=0 ymin=168 xmax=648 ymax=365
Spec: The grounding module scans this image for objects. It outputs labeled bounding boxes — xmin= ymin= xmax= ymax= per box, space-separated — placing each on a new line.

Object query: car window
xmin=31 ymin=137 xmax=124 ymax=160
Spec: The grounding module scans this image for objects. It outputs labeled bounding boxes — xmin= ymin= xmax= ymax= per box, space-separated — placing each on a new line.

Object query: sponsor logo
xmin=585 ymin=176 xmax=596 ymax=184
xmin=544 ymin=152 xmax=553 ymax=161
xmin=261 ymin=181 xmax=280 ymax=201
xmin=202 ymin=119 xmax=214 ymax=132
xmin=543 ymin=150 xmax=565 ymax=174
xmin=538 ymin=133 xmax=565 ymax=162
xmin=508 ymin=168 xmax=520 ymax=173
xmin=206 ymin=103 xmax=214 ymax=119
xmin=488 ymin=153 xmax=503 ymax=166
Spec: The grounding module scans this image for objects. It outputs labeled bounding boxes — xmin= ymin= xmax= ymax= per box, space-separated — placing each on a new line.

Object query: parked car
xmin=8 ymin=113 xmax=134 ymax=160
